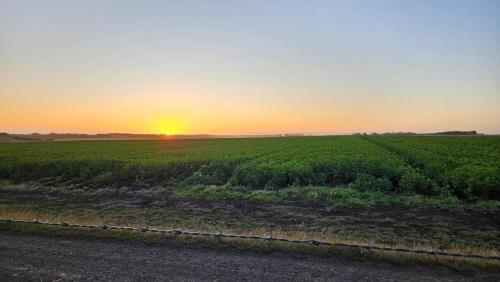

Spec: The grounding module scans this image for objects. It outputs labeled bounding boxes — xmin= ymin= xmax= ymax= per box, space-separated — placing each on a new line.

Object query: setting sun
xmin=165 ymin=132 xmax=172 ymax=136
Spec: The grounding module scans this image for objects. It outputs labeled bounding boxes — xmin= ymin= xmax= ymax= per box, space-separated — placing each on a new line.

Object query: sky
xmin=1 ymin=0 xmax=499 ymax=135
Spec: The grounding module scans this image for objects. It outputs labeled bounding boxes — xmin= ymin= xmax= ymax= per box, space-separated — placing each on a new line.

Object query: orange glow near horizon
xmin=0 ymin=97 xmax=499 ymax=135
xmin=0 ymin=93 xmax=498 ymax=135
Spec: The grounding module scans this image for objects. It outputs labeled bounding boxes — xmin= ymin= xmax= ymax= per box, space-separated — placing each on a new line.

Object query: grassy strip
xmin=1 ymin=201 xmax=498 ymax=256
xmin=1 ymin=220 xmax=499 ymax=273
xmin=173 ymin=185 xmax=500 ymax=209
xmin=2 ymin=179 xmax=500 ymax=209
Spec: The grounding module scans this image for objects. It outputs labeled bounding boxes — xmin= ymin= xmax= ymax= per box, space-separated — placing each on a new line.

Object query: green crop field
xmin=1 ymin=135 xmax=499 ymax=205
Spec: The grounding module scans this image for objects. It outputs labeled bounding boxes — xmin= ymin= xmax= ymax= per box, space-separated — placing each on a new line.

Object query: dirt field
xmin=2 ymin=231 xmax=499 ymax=282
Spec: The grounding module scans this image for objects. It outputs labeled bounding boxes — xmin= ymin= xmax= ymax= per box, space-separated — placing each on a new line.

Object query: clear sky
xmin=1 ymin=0 xmax=499 ymax=134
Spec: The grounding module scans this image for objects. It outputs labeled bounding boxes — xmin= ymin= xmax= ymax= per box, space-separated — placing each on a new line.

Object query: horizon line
xmin=2 ymin=130 xmax=495 ymax=137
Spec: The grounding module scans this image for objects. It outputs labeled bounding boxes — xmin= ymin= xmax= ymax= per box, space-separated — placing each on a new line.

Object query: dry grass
xmin=2 ymin=209 xmax=499 ymax=271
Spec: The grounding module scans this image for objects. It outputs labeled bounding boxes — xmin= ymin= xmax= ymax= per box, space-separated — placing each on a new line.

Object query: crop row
xmin=0 ymin=136 xmax=498 ymax=200
xmin=363 ymin=136 xmax=500 ymax=200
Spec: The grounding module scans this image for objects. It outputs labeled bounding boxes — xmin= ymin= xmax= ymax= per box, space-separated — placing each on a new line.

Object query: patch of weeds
xmin=471 ymin=200 xmax=500 ymax=210
xmin=0 ymin=178 xmax=11 ymax=188
xmin=325 ymin=187 xmax=389 ymax=208
xmin=173 ymin=185 xmax=392 ymax=208
xmin=172 ymin=185 xmax=486 ymax=209
xmin=398 ymin=194 xmax=462 ymax=208
xmin=174 ymin=185 xmax=244 ymax=201
xmin=247 ymin=190 xmax=281 ymax=204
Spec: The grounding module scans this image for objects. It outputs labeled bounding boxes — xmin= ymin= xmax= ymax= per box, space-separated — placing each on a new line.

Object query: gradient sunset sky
xmin=1 ymin=0 xmax=499 ymax=135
